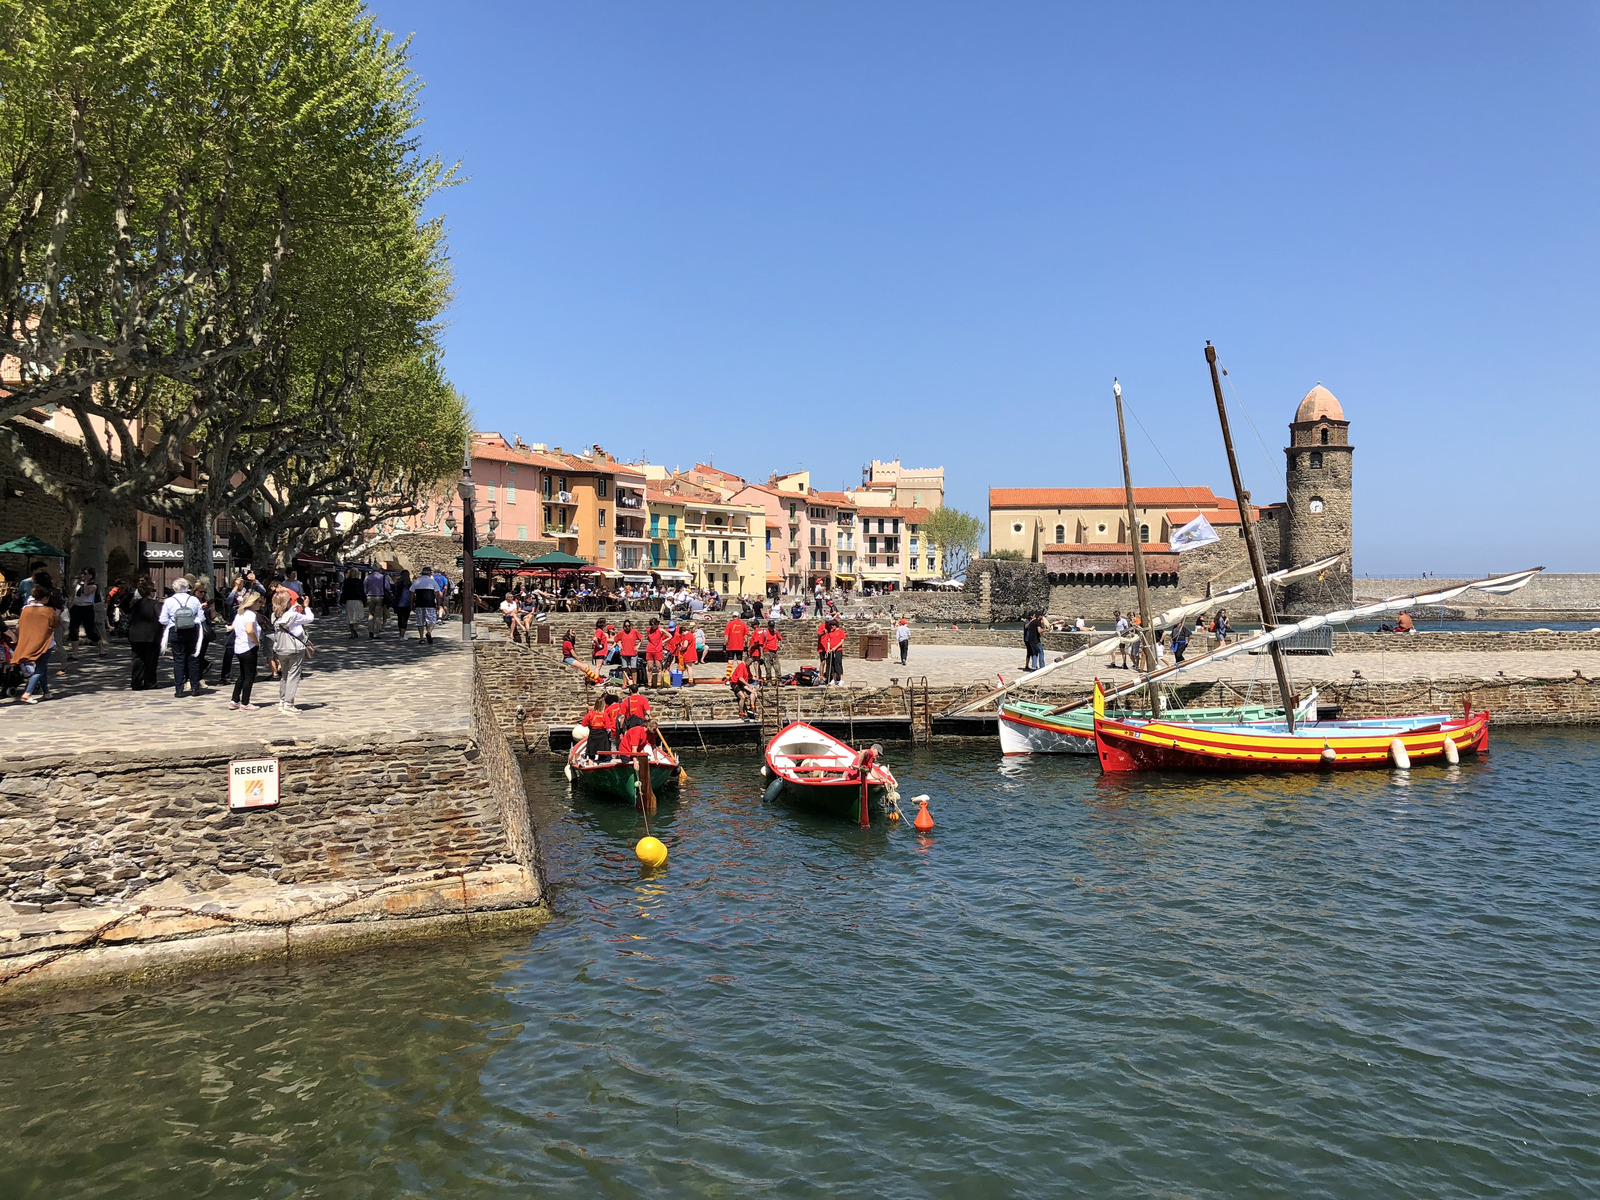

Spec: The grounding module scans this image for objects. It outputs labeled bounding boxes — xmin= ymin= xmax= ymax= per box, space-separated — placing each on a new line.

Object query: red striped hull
xmin=1094 ymin=711 xmax=1490 ymax=773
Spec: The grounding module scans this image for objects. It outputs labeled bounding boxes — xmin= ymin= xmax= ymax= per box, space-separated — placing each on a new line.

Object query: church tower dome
xmin=1283 ymin=383 xmax=1353 ymax=612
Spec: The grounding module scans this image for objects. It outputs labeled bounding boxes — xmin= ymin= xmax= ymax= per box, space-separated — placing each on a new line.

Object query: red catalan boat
xmin=1094 ymin=706 xmax=1490 ymax=773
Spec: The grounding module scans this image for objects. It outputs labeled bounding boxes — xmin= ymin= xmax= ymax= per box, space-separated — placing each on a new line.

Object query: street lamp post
xmin=459 ymin=439 xmax=476 ymax=641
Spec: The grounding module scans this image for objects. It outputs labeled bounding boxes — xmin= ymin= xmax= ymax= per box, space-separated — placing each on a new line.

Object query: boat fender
xmin=564 ymin=764 xmax=573 ymax=781
xmin=1388 ymin=738 xmax=1411 ymax=770
xmin=760 ymin=764 xmax=768 ymax=779
xmin=1442 ymin=736 xmax=1460 ymax=765
xmin=763 ymin=777 xmax=785 ymax=805
xmin=1320 ymin=744 xmax=1336 ymax=764
xmin=572 ymin=725 xmax=589 ymax=742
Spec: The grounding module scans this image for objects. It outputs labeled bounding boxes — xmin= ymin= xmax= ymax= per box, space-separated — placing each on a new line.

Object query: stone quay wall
xmin=1332 ymin=631 xmax=1600 ymax=654
xmin=1354 ymin=574 xmax=1600 ymax=618
xmin=0 ymin=671 xmax=544 ymax=996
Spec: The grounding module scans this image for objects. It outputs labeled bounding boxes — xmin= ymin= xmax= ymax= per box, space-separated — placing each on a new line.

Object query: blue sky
xmin=368 ymin=1 xmax=1597 ymax=572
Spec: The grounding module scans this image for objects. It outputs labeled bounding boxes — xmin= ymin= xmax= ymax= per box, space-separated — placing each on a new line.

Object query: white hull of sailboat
xmin=997 ymin=712 xmax=1096 ymax=756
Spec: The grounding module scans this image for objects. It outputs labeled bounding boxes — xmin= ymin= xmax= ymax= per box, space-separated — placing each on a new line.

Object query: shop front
xmin=140 ymin=542 xmax=230 ymax=593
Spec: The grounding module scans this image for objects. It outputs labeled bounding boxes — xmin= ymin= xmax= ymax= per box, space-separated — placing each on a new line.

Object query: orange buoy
xmin=912 ymin=795 xmax=935 ymax=832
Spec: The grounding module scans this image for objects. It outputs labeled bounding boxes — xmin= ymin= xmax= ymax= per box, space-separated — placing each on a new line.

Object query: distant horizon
xmin=371 ymin=0 xmax=1598 ymax=572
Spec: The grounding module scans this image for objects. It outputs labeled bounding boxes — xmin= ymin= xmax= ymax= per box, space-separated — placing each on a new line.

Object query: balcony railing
xmin=617 ymin=493 xmax=643 ymax=508
xmin=557 ymin=491 xmax=574 ymax=504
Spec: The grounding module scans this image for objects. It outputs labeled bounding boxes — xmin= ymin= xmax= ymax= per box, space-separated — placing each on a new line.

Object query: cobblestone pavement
xmin=829 ymin=642 xmax=1600 ymax=690
xmin=2 ymin=620 xmax=475 ymax=762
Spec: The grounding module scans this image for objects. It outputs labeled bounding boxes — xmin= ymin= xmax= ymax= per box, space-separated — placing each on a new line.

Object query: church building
xmin=986 ymin=385 xmax=1354 ymax=616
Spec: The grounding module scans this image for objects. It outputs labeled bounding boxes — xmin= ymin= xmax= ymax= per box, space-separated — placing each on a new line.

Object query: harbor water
xmin=3 ymin=729 xmax=1598 ymax=1197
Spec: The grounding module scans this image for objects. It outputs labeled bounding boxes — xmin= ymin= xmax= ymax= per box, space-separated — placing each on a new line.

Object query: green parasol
xmin=0 ymin=535 xmax=68 ymax=559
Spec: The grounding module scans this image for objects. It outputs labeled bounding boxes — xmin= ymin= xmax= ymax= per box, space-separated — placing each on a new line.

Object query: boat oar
xmin=654 ymin=727 xmax=690 ymax=784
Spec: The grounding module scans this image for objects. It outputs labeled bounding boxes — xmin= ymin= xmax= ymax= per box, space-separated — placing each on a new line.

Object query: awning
xmin=861 ymin=571 xmax=902 ymax=581
xmin=652 ymin=569 xmax=691 ymax=582
xmin=621 ymin=573 xmax=652 ymax=584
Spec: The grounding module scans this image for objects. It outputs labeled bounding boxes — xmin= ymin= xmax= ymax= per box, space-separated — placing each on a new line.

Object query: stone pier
xmin=0 ymin=628 xmax=545 ymax=997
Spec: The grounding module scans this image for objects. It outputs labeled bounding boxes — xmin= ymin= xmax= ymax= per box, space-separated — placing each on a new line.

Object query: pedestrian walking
xmin=411 ymin=568 xmax=440 ymax=643
xmin=228 ymin=592 xmax=266 ymax=710
xmin=394 ymin=570 xmax=414 ymax=638
xmin=813 ymin=581 xmax=825 ymax=617
xmin=67 ymin=568 xmax=106 ymax=661
xmin=270 ymin=586 xmax=316 ymax=713
xmin=192 ymin=579 xmax=217 ymax=682
xmin=1172 ymin=619 xmax=1190 ymax=665
xmin=127 ymin=576 xmax=162 ymax=691
xmin=1107 ymin=610 xmax=1129 ymax=669
xmin=1213 ymin=608 xmax=1230 ymax=648
xmin=158 ymin=578 xmax=206 ymax=697
xmin=13 ymin=578 xmax=57 ymax=703
xmin=340 ymin=568 xmax=365 ymax=637
xmin=363 ymin=566 xmax=388 ymax=637
xmin=896 ymin=617 xmax=910 ymax=665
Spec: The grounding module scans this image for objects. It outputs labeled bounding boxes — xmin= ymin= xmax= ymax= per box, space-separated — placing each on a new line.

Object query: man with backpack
xmin=159 ymin=578 xmax=206 ymax=697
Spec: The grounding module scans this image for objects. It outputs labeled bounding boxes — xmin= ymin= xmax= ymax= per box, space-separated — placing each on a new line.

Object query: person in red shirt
xmin=760 ymin=621 xmax=781 ymax=683
xmin=816 ymin=621 xmax=829 ymax=676
xmin=590 ymin=618 xmax=607 ymax=670
xmin=578 ymin=697 xmax=610 ymax=757
xmin=822 ymin=619 xmax=847 ymax=684
xmin=644 ymin=617 xmax=668 ymax=688
xmin=728 ymin=657 xmax=756 ymax=719
xmin=678 ymin=620 xmax=698 ymax=684
xmin=723 ymin=614 xmax=749 ymax=663
xmin=622 ymin=684 xmax=651 ymax=729
xmin=561 ymin=630 xmax=577 ymax=665
xmin=600 ymin=692 xmax=624 ymax=742
xmin=617 ymin=718 xmax=653 ymax=758
xmin=617 ymin=619 xmax=643 ymax=687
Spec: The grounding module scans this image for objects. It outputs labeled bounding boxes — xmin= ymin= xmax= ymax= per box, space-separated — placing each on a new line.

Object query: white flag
xmin=1169 ymin=514 xmax=1220 ymax=552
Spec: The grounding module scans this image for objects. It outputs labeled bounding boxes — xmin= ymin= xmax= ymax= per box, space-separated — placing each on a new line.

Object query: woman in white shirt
xmin=270 ymin=586 xmax=317 ymax=714
xmin=229 ymin=592 xmax=266 ymax=710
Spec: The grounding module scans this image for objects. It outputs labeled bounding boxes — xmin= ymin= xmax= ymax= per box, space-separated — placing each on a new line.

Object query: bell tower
xmin=1283 ymin=384 xmax=1353 ymax=612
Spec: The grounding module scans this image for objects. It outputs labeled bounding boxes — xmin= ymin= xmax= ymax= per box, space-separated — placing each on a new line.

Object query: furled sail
xmin=1095 ymin=567 xmax=1543 ymax=707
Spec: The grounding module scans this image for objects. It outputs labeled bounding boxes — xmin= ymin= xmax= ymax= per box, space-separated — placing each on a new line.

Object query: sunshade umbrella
xmin=522 ymin=550 xmax=592 ymax=568
xmin=0 ymin=535 xmax=68 ymax=559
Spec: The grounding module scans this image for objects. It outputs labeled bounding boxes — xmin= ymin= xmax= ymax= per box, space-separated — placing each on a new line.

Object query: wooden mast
xmin=1113 ymin=378 xmax=1158 ymax=718
xmin=1204 ymin=343 xmax=1298 ymax=732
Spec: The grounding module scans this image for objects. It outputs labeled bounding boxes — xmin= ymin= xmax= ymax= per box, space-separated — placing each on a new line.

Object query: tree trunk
xmin=68 ymin=492 xmax=110 ymax=619
xmin=183 ymin=504 xmax=215 ymax=587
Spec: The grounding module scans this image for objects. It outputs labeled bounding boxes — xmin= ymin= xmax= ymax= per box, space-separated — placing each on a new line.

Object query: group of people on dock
xmin=0 ymin=563 xmax=318 ymax=713
xmin=338 ymin=566 xmax=448 ymax=643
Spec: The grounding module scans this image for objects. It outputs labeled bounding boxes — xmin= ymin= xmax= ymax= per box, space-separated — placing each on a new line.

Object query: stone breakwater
xmin=0 ymin=647 xmax=545 ymax=998
xmin=478 ymin=630 xmax=1600 ymax=753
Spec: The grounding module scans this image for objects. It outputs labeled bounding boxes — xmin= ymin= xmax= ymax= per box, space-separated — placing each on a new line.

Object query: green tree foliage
xmin=0 ymin=0 xmax=467 ymax=576
xmin=922 ymin=506 xmax=984 ymax=580
xmin=983 ymin=549 xmax=1027 ymax=561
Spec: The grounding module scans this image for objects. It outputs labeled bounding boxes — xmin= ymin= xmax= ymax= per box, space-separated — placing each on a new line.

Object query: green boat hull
xmin=771 ymin=777 xmax=891 ymax=822
xmin=570 ymin=759 xmax=681 ymax=804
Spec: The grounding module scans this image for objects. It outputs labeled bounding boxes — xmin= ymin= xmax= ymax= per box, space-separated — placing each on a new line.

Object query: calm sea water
xmin=3 ymin=731 xmax=1599 ymax=1198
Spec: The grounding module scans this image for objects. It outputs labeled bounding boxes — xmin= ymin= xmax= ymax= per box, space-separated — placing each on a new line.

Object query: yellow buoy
xmin=635 ymin=836 xmax=668 ymax=868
